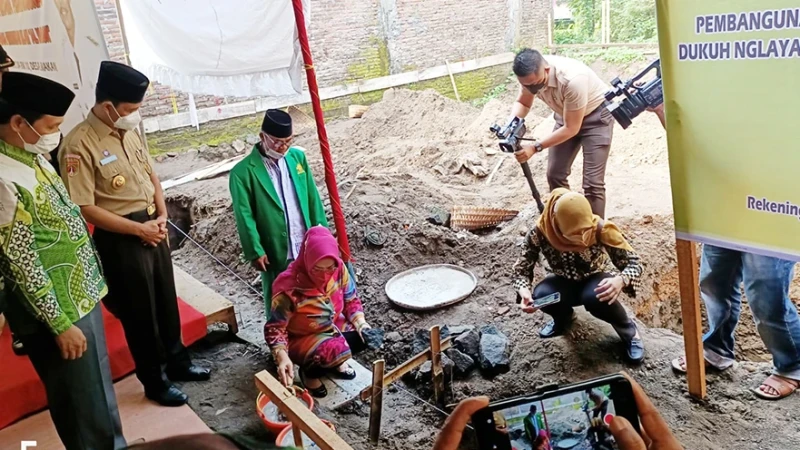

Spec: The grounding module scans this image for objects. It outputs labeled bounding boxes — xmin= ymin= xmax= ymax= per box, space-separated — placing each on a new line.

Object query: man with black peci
xmin=509 ymin=48 xmax=614 ymax=218
xmin=60 ymin=61 xmax=210 ymax=407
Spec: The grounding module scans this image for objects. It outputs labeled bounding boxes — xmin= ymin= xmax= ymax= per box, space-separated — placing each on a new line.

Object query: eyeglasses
xmin=264 ymin=133 xmax=293 ymax=149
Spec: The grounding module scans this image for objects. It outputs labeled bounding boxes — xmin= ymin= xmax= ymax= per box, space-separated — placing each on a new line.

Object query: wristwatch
xmin=533 ymin=141 xmax=544 ymax=153
xmin=620 ymin=274 xmax=631 ymax=287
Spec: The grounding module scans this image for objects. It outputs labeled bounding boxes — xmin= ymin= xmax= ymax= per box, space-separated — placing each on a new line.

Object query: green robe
xmin=0 ymin=140 xmax=107 ymax=336
xmin=229 ymin=146 xmax=327 ymax=318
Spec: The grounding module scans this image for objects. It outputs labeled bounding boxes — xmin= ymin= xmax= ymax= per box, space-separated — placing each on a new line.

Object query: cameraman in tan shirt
xmin=510 ymin=48 xmax=614 ymax=218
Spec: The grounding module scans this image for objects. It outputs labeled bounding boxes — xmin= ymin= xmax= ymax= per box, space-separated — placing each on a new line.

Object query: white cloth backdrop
xmin=0 ymin=0 xmax=110 ymax=132
xmin=121 ymin=0 xmax=309 ymax=97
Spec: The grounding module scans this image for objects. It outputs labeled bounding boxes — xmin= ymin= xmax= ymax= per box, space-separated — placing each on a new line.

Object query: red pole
xmin=291 ymin=0 xmax=353 ymax=263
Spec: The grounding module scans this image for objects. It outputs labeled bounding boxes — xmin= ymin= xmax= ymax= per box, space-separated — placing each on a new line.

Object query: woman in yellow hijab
xmin=512 ymin=188 xmax=645 ymax=362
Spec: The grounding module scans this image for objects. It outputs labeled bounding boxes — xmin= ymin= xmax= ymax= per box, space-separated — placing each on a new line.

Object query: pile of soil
xmin=157 ymin=87 xmax=800 ymax=450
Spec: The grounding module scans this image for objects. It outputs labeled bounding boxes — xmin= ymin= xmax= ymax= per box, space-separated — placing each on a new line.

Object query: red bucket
xmin=276 ymin=420 xmax=336 ymax=448
xmin=256 ymin=388 xmax=315 ymax=435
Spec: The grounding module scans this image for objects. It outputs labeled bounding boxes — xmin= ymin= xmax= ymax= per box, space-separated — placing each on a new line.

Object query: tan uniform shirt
xmin=535 ymin=55 xmax=610 ymax=117
xmin=59 ymin=111 xmax=155 ymax=216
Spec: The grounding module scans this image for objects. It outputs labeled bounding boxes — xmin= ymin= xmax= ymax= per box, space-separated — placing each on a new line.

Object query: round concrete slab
xmin=385 ymin=264 xmax=477 ymax=311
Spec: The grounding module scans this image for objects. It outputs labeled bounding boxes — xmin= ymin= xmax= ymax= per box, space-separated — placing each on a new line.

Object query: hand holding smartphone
xmin=471 ymin=374 xmax=639 ymax=450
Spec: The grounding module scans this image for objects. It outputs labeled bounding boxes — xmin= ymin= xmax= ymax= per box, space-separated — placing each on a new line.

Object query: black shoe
xmin=300 ymin=372 xmax=328 ymax=398
xmin=145 ymin=385 xmax=188 ymax=407
xmin=626 ymin=338 xmax=645 ymax=363
xmin=166 ymin=365 xmax=211 ymax=382
xmin=11 ymin=337 xmax=27 ymax=356
xmin=538 ymin=314 xmax=575 ymax=339
xmin=329 ymin=365 xmax=357 ymax=380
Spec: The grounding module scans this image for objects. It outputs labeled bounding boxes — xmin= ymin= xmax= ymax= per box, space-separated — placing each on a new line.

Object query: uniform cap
xmin=0 ymin=72 xmax=74 ymax=116
xmin=96 ymin=61 xmax=149 ymax=103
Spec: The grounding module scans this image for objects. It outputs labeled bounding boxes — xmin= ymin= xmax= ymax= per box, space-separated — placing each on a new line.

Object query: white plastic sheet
xmin=121 ymin=0 xmax=308 ymax=97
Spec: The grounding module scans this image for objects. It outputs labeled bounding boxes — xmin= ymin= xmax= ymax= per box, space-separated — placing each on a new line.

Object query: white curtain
xmin=120 ymin=0 xmax=309 ymax=97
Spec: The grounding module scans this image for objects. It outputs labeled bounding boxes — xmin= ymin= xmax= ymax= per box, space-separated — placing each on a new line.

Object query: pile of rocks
xmin=403 ymin=324 xmax=511 ymax=384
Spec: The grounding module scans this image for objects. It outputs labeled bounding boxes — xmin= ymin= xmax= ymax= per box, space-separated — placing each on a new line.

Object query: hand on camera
xmin=514 ymin=145 xmax=536 ymax=163
xmin=610 ymin=373 xmax=684 ymax=450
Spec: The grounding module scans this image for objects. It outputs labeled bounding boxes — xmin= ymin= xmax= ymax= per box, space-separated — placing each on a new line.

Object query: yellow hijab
xmin=537 ymin=188 xmax=632 ymax=253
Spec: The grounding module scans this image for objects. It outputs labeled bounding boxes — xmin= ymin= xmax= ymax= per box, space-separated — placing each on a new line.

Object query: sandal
xmin=299 ymin=371 xmax=327 ymax=398
xmin=671 ymin=355 xmax=730 ymax=374
xmin=753 ymin=374 xmax=800 ymax=401
xmin=329 ymin=363 xmax=357 ymax=380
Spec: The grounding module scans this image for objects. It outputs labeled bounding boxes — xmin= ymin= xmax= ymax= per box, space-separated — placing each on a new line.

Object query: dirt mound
xmin=157 ymin=87 xmax=800 ymax=450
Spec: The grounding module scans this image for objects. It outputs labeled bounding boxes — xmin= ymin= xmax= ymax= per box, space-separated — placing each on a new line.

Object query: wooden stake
xmin=359 ymin=337 xmax=453 ymax=401
xmin=676 ymin=239 xmax=707 ymax=399
xmin=445 ymin=61 xmax=461 ymax=102
xmin=430 ymin=326 xmax=444 ymax=407
xmin=293 ymin=423 xmax=305 ymax=450
xmin=368 ymin=360 xmax=386 ymax=445
xmin=254 ymin=371 xmax=355 ymax=450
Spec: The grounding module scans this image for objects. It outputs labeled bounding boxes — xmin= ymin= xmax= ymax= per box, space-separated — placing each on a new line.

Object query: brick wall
xmin=92 ymin=0 xmax=551 ymax=118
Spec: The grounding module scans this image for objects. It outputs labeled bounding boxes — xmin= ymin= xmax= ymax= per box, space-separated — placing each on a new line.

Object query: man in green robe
xmin=523 ymin=404 xmax=547 ymax=446
xmin=0 ymin=72 xmax=126 ymax=449
xmin=229 ymin=109 xmax=327 ymax=319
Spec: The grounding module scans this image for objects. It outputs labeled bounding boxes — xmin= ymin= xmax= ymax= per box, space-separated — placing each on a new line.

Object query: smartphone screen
xmin=533 ymin=292 xmax=560 ymax=309
xmin=472 ymin=375 xmax=638 ymax=450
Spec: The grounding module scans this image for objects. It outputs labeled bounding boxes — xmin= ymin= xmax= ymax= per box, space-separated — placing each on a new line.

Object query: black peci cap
xmin=96 ymin=61 xmax=149 ymax=103
xmin=0 ymin=72 xmax=75 ymax=116
xmin=261 ymin=109 xmax=292 ymax=138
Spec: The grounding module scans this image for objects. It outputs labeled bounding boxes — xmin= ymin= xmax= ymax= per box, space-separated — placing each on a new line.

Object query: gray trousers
xmin=21 ymin=307 xmax=127 ymax=450
xmin=548 ymin=105 xmax=615 ymax=218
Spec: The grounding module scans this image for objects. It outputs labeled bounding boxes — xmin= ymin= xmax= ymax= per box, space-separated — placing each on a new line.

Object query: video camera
xmin=489 ymin=117 xmax=527 ymax=153
xmin=603 ymin=59 xmax=663 ymax=129
xmin=488 ymin=117 xmax=545 ymax=213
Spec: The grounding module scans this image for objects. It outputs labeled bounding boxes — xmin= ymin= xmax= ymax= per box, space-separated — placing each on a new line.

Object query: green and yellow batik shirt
xmin=0 ymin=140 xmax=107 ymax=335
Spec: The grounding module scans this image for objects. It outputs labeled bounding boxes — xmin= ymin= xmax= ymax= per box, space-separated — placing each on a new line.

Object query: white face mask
xmin=109 ymin=104 xmax=141 ymax=131
xmin=18 ymin=121 xmax=60 ymax=155
xmin=261 ymin=134 xmax=287 ymax=160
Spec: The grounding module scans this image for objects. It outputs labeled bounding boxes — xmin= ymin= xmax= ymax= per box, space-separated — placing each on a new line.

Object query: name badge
xmin=100 ymin=154 xmax=118 ymax=166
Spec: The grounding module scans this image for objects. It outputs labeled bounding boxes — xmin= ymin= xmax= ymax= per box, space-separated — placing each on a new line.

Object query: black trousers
xmin=21 ymin=307 xmax=127 ymax=450
xmin=93 ymin=209 xmax=191 ymax=391
xmin=533 ymin=273 xmax=636 ymax=341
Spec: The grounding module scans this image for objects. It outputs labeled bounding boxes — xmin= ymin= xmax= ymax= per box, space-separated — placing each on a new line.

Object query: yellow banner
xmin=657 ymin=1 xmax=800 ymax=261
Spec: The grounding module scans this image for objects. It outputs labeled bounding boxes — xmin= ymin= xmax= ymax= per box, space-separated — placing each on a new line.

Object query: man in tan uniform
xmin=60 ymin=61 xmax=210 ymax=407
xmin=510 ymin=48 xmax=613 ymax=217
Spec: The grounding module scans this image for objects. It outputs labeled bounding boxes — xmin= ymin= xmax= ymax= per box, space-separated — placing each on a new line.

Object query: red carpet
xmin=0 ymin=299 xmax=207 ymax=430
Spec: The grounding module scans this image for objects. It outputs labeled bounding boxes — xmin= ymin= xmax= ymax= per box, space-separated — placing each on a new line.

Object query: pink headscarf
xmin=272 ymin=226 xmax=343 ymax=297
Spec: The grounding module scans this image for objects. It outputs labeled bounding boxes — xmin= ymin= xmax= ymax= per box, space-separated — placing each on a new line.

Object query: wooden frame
xmin=368 ymin=360 xmax=385 ymax=445
xmin=254 ymin=371 xmax=354 ymax=450
xmin=360 ymin=335 xmax=453 ymax=401
xmin=362 ymin=326 xmax=450 ymax=444
xmin=676 ymin=239 xmax=707 ymax=398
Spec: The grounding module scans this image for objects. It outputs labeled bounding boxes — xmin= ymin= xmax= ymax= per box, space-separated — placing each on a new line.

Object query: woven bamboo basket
xmin=450 ymin=206 xmax=519 ymax=231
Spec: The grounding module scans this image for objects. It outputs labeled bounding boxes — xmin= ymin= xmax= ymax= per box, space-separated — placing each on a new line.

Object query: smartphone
xmin=533 ymin=292 xmax=560 ymax=309
xmin=471 ymin=374 xmax=639 ymax=450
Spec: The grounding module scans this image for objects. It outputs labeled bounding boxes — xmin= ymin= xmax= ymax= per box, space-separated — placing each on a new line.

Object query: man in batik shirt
xmin=0 ymin=72 xmax=126 ymax=450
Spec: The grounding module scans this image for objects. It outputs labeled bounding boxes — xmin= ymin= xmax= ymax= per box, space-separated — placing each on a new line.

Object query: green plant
xmin=609 ymin=0 xmax=657 ymax=43
xmin=559 ymin=0 xmax=656 ymax=45
xmin=472 ymin=79 xmax=509 ymax=107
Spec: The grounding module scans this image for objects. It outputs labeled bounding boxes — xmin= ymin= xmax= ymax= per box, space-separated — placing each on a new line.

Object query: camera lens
xmin=606 ymin=102 xmax=632 ymax=129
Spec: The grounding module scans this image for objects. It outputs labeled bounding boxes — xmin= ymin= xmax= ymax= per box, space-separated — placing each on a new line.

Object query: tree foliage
xmin=554 ymin=0 xmax=656 ymax=45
